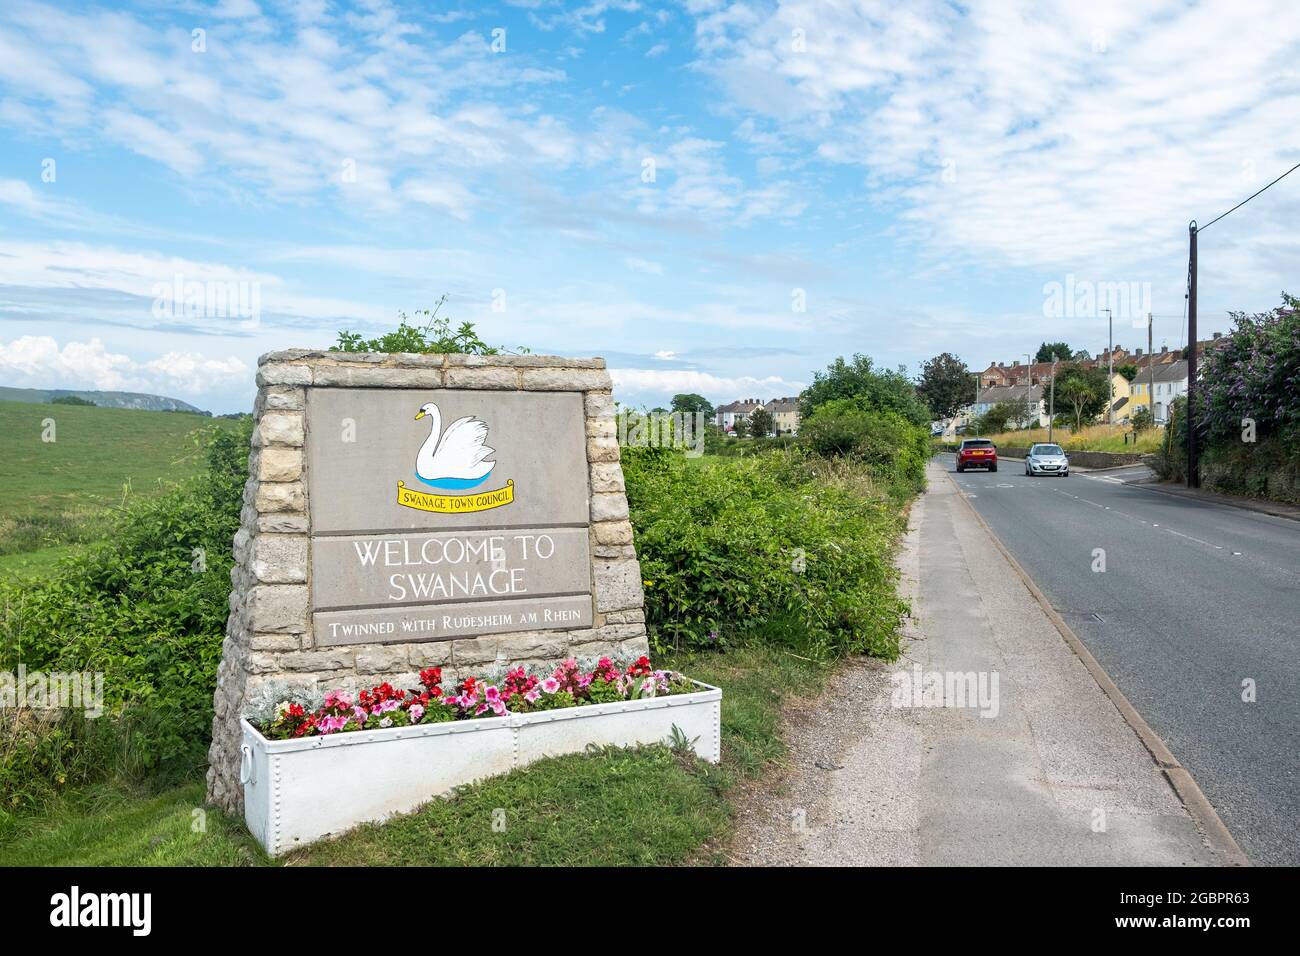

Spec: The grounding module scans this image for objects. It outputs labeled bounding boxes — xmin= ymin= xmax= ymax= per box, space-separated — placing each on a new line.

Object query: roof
xmin=765 ymin=397 xmax=799 ymax=413
xmin=715 ymin=399 xmax=764 ymax=413
xmin=975 ymin=384 xmax=1043 ymax=404
xmin=1147 ymin=360 xmax=1189 ymax=384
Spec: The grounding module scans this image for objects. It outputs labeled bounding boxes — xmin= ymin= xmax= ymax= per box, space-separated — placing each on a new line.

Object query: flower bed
xmin=240 ymin=656 xmax=721 ymax=856
xmin=257 ymin=656 xmax=696 ymax=740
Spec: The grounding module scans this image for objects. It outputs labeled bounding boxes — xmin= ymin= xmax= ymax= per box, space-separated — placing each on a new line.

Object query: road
xmin=943 ymin=453 xmax=1300 ymax=865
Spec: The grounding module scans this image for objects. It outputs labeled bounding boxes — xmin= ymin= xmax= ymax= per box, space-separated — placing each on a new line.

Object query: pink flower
xmin=524 ymin=688 xmax=541 ymax=703
xmin=540 ymin=677 xmax=560 ymax=694
xmin=409 ymin=704 xmax=425 ymax=723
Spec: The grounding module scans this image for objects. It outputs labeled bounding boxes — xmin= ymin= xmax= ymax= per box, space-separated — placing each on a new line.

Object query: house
xmin=972 ymin=384 xmax=1046 ymax=428
xmin=1148 ymin=360 xmax=1189 ymax=424
xmin=714 ymin=398 xmax=764 ymax=433
xmin=978 ymin=362 xmax=1018 ymax=388
xmin=764 ymin=397 xmax=801 ymax=435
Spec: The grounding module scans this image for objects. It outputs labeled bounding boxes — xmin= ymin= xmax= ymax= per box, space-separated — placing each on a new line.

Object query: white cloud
xmin=0 ymin=335 xmax=249 ymax=396
xmin=0 ymin=239 xmax=389 ymax=329
xmin=624 ymin=256 xmax=664 ymax=274
xmin=610 ymin=367 xmax=805 ymax=405
xmin=692 ymin=0 xmax=1300 ymax=296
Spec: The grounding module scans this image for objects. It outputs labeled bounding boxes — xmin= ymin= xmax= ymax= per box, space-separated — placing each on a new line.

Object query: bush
xmin=797 ymin=399 xmax=929 ymax=497
xmin=0 ymin=418 xmax=252 ymax=812
xmin=622 ymin=446 xmax=909 ymax=661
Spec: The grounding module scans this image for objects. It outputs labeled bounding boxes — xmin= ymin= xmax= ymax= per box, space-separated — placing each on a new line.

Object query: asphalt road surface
xmin=942 ymin=453 xmax=1300 ymax=865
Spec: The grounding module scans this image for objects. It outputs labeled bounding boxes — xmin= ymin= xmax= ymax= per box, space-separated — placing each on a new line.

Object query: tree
xmin=49 ymin=395 xmax=96 ymax=406
xmin=1117 ymin=363 xmax=1138 ymax=382
xmin=1054 ymin=364 xmax=1110 ymax=430
xmin=670 ymin=393 xmax=714 ymax=418
xmin=916 ymin=352 xmax=975 ymax=420
xmin=748 ymin=407 xmax=774 ymax=438
xmin=800 ymin=354 xmax=929 ymax=426
xmin=1130 ymin=406 xmax=1154 ymax=432
xmin=732 ymin=415 xmax=750 ymax=438
xmin=1035 ymin=341 xmax=1072 ymax=363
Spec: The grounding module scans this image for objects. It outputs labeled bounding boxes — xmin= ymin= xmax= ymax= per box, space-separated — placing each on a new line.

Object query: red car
xmin=956 ymin=438 xmax=998 ymax=472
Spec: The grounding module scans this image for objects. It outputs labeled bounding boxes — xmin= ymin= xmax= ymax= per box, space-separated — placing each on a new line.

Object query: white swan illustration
xmin=414 ymin=402 xmax=496 ymax=490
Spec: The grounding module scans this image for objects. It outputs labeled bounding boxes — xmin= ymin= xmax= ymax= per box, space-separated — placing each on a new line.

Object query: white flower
xmin=379 ymin=717 xmax=393 ymax=728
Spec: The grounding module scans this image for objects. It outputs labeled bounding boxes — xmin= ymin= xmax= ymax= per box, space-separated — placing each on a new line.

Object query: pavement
xmin=729 ymin=459 xmax=1224 ymax=866
xmin=946 ymin=453 xmax=1300 ymax=865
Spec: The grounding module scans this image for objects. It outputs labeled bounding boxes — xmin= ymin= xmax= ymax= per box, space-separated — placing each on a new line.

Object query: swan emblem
xmin=413 ymin=402 xmax=496 ymax=490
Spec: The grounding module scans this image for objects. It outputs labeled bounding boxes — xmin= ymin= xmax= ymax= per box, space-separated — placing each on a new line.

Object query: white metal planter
xmin=240 ymin=680 xmax=722 ymax=856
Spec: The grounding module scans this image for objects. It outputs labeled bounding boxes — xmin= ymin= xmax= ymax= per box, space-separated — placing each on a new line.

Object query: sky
xmin=0 ymin=0 xmax=1297 ymax=415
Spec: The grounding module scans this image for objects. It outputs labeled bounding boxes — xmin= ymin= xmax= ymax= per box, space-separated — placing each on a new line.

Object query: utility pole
xmin=1101 ymin=307 xmax=1114 ymax=425
xmin=1187 ymin=222 xmax=1199 ymax=487
xmin=1048 ymin=358 xmax=1058 ymax=443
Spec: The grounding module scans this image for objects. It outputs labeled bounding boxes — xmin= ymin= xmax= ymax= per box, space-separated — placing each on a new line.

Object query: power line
xmin=1199 ymin=160 xmax=1300 ymax=232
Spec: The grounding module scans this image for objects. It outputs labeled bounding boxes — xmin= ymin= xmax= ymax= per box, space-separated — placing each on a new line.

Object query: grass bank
xmin=961 ymin=423 xmax=1161 ymax=454
xmin=0 ymin=646 xmax=826 ymax=866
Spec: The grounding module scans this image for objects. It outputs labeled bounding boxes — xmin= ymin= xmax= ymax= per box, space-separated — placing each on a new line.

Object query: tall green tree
xmin=1036 ymin=341 xmax=1073 ymax=363
xmin=1054 ymin=364 xmax=1110 ymax=430
xmin=916 ymin=352 xmax=975 ymax=419
xmin=800 ymin=354 xmax=929 ymax=426
xmin=748 ymin=407 xmax=775 ymax=438
xmin=670 ymin=393 xmax=714 ymax=418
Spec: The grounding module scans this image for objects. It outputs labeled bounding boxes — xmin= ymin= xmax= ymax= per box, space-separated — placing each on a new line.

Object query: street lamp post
xmin=1101 ymin=307 xmax=1114 ymax=425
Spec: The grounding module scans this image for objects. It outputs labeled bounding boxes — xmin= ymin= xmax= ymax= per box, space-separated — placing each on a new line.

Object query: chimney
xmin=1161 ymin=345 xmax=1168 ymax=353
xmin=1135 ymin=348 xmax=1143 ymax=356
xmin=1013 ymin=360 xmax=1019 ymax=366
xmin=1213 ymin=332 xmax=1222 ymax=340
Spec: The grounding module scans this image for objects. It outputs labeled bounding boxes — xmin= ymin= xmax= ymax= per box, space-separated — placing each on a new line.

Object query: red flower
xmin=626 ymin=656 xmax=652 ymax=677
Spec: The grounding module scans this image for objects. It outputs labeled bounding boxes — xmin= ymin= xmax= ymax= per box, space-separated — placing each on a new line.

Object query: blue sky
xmin=1 ymin=0 xmax=1297 ymax=414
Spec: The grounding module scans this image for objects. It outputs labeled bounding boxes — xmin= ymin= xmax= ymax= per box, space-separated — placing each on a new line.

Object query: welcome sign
xmin=208 ymin=351 xmax=649 ymax=816
xmin=306 ymin=388 xmax=593 ymax=644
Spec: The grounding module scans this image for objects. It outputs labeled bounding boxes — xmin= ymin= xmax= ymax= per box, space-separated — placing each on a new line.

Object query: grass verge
xmin=967 ymin=424 xmax=1162 ymax=454
xmin=0 ymin=646 xmax=825 ymax=867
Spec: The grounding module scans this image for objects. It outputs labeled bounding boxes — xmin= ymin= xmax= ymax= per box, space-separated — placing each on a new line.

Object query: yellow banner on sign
xmin=397 ymin=479 xmax=515 ymax=514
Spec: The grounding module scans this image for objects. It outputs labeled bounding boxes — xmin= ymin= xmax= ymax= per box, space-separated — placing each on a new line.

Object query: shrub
xmin=1195 ymin=292 xmax=1300 ymax=447
xmin=0 ymin=417 xmax=252 ymax=811
xmin=622 ymin=446 xmax=909 ymax=661
xmin=797 ymin=399 xmax=929 ymax=496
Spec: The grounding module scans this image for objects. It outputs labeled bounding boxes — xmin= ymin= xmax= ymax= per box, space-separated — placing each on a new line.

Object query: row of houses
xmin=714 ymin=397 xmax=801 ymax=435
xmin=970 ymin=338 xmax=1224 ymax=427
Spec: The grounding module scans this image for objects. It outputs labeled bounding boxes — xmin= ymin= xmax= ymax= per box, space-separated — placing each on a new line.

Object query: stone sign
xmin=206 ymin=351 xmax=648 ymax=814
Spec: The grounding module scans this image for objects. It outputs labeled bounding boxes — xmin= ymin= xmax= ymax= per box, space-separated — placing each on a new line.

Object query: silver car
xmin=1025 ymin=443 xmax=1069 ymax=477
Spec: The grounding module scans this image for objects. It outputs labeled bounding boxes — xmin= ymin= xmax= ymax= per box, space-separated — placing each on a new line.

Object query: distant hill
xmin=0 ymin=386 xmax=210 ymax=415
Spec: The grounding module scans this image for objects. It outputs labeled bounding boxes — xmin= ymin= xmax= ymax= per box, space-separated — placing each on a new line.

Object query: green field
xmin=0 ymin=400 xmax=239 ymax=566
